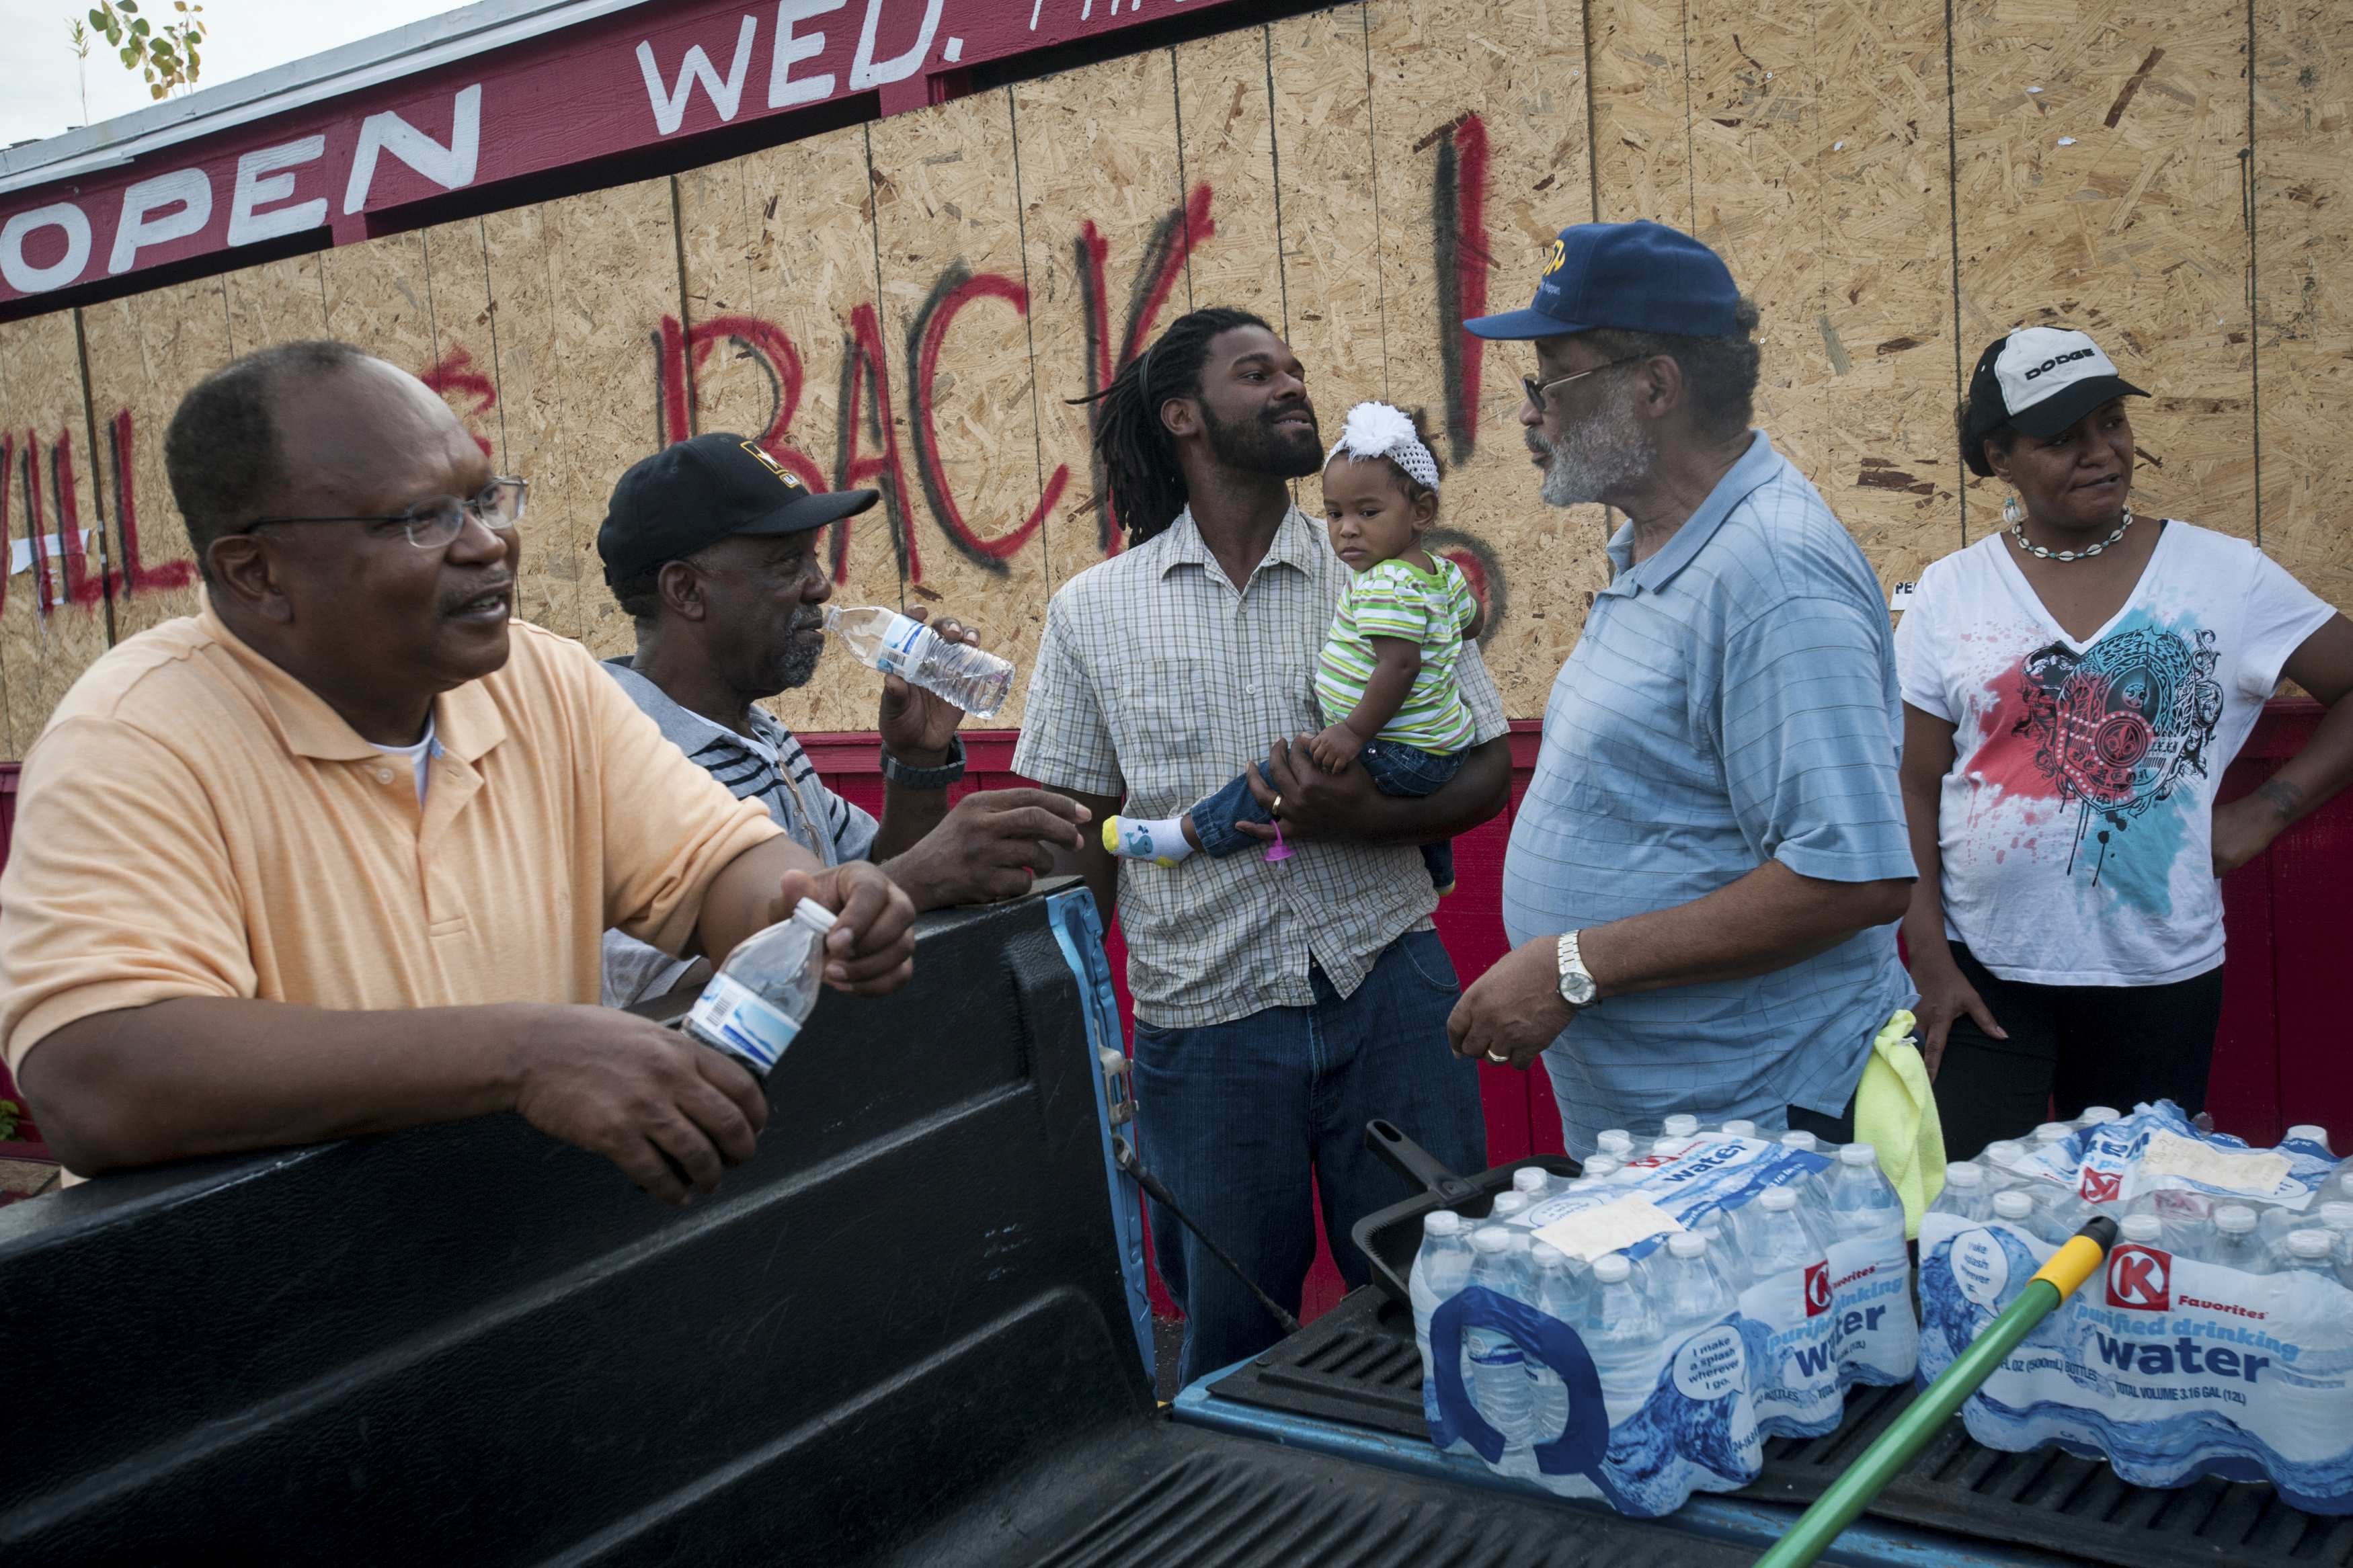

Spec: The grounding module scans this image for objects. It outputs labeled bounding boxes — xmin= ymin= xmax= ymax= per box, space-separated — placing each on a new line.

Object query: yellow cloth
xmin=1852 ymin=1009 xmax=1947 ymax=1239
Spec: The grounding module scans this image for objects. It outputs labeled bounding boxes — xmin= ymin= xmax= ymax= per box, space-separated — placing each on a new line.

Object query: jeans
xmin=1128 ymin=929 xmax=1487 ymax=1384
xmin=1929 ymin=942 xmax=2224 ymax=1161
xmin=1189 ymin=739 xmax=1464 ymax=890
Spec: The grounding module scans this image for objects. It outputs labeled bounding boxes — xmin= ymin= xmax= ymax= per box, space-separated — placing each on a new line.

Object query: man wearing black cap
xmin=1442 ymin=221 xmax=1917 ymax=1155
xmin=596 ymin=434 xmax=1087 ymax=1006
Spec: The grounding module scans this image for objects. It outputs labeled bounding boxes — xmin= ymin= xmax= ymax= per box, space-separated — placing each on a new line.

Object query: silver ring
xmin=1270 ymin=794 xmax=1283 ymax=815
xmin=1485 ymin=1050 xmax=1509 ymax=1065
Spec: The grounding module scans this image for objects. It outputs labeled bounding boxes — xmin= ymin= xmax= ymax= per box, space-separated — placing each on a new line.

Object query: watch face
xmin=1558 ymin=971 xmax=1597 ymax=1007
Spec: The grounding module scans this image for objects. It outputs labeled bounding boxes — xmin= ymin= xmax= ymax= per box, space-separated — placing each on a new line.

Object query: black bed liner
xmin=1208 ymin=1286 xmax=2353 ymax=1568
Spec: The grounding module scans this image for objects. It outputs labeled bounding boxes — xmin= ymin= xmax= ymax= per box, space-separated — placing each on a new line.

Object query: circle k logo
xmin=2106 ymin=1243 xmax=2172 ymax=1311
xmin=2079 ymin=1167 xmax=2123 ymax=1204
xmin=1803 ymin=1260 xmax=1833 ymax=1316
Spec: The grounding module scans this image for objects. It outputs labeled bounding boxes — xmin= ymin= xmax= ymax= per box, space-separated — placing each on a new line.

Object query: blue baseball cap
xmin=1464 ymin=220 xmax=1741 ymax=340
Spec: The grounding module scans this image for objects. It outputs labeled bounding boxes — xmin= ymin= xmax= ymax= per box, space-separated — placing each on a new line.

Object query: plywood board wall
xmin=1 ymin=0 xmax=2346 ymax=756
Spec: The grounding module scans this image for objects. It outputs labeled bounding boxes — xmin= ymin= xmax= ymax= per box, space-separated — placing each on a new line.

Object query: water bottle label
xmin=685 ymin=973 xmax=801 ymax=1073
xmin=873 ymin=613 xmax=935 ymax=679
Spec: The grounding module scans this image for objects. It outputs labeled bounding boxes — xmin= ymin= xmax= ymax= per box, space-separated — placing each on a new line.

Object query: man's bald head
xmin=164 ymin=341 xmax=454 ymax=586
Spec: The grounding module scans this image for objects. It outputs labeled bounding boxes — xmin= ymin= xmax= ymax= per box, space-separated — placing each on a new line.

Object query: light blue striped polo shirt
xmin=1502 ymin=430 xmax=1916 ymax=1157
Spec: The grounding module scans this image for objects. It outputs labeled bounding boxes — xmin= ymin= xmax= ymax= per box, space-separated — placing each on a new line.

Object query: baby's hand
xmin=1309 ymin=725 xmax=1364 ymax=773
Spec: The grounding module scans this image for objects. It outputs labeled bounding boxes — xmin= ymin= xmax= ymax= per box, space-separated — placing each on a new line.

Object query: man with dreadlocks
xmin=1013 ymin=308 xmax=1513 ymax=1380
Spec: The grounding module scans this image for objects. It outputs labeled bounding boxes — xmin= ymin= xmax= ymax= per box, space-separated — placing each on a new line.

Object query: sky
xmin=1 ymin=0 xmax=468 ymax=148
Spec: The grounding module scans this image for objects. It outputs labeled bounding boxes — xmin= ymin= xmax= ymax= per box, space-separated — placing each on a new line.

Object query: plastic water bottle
xmin=824 ymin=604 xmax=1015 ymax=717
xmin=1657 ymin=1232 xmax=1735 ymax=1331
xmin=1465 ymin=1228 xmax=1533 ymax=1442
xmin=2073 ymin=1106 xmax=2122 ymax=1130
xmin=1981 ymin=1140 xmax=2032 ymax=1188
xmin=1491 ymin=1191 xmax=1532 ymax=1224
xmin=1929 ymin=1161 xmax=1992 ymax=1223
xmin=2209 ymin=1204 xmax=2276 ymax=1276
xmin=1720 ymin=1119 xmax=1759 ymax=1139
xmin=1513 ymin=1167 xmax=1555 ymax=1201
xmin=1663 ymin=1114 xmax=1701 ymax=1139
xmin=2284 ymin=1124 xmax=2331 ymax=1153
xmin=1581 ymin=1253 xmax=1665 ymax=1417
xmin=1596 ymin=1129 xmax=1634 ymax=1159
xmin=2280 ymin=1229 xmax=2337 ymax=1279
xmin=683 ymin=897 xmax=837 ymax=1076
xmin=1523 ymin=1242 xmax=1575 ymax=1447
xmin=2151 ymin=1189 xmax=2215 ymax=1257
xmin=1583 ymin=1155 xmax=1623 ymax=1182
xmin=1780 ymin=1130 xmax=1819 ymax=1155
xmin=2319 ymin=1200 xmax=2353 ymax=1270
xmin=1739 ymin=1186 xmax=1828 ymax=1275
xmin=1827 ymin=1144 xmax=1907 ymax=1243
xmin=2118 ymin=1214 xmax=2163 ymax=1247
xmin=1991 ymin=1190 xmax=2042 ymax=1241
xmin=1411 ymin=1210 xmax=1474 ymax=1339
xmin=2031 ymin=1121 xmax=2075 ymax=1149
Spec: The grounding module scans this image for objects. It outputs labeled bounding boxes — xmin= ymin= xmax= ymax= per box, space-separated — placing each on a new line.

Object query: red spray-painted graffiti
xmin=1429 ymin=112 xmax=1490 ymax=465
xmin=417 ymin=347 xmax=500 ymax=461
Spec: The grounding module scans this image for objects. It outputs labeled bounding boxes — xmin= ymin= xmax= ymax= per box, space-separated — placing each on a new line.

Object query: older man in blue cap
xmin=1444 ymin=221 xmax=1918 ymax=1155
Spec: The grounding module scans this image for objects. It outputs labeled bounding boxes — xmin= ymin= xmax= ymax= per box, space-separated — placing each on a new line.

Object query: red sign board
xmin=0 ymin=0 xmax=1249 ymax=310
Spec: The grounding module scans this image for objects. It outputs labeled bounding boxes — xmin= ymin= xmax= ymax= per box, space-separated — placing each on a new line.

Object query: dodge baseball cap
xmin=1464 ymin=220 xmax=1741 ymax=340
xmin=598 ymin=434 xmax=876 ymax=586
xmin=1961 ymin=327 xmax=2147 ymax=476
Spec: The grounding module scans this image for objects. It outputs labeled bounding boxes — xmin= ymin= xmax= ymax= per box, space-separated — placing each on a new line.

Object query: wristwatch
xmin=879 ymin=733 xmax=967 ymax=790
xmin=1556 ymin=930 xmax=1599 ymax=1009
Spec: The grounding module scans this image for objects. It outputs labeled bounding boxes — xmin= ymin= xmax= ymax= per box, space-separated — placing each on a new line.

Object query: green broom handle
xmin=1752 ymin=1216 xmax=2117 ymax=1568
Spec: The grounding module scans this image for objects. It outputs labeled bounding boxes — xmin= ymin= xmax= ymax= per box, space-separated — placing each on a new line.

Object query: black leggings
xmin=1929 ymin=942 xmax=2225 ymax=1163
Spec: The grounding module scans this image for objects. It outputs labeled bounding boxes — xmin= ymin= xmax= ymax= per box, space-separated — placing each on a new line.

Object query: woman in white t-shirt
xmin=1895 ymin=326 xmax=2353 ymax=1159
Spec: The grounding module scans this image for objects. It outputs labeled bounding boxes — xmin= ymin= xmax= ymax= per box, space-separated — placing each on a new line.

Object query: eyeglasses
xmin=1521 ymin=355 xmax=1652 ymax=413
xmin=246 ymin=478 xmax=528 ymax=550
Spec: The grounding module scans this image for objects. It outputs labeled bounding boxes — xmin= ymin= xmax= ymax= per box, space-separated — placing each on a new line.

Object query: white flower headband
xmin=1324 ymin=401 xmax=1439 ymax=493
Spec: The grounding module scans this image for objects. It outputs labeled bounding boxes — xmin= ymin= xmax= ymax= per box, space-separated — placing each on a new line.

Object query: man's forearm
xmin=1347 ymin=735 xmax=1511 ymax=845
xmin=17 ymin=997 xmax=534 ymax=1175
xmin=1579 ymin=860 xmax=1912 ymax=999
xmin=868 ymin=780 xmax=953 ymax=862
xmin=692 ymin=833 xmax=825 ymax=961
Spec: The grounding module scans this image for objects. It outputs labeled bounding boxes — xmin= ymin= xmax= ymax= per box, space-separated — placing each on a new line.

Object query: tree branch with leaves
xmin=85 ymin=0 xmax=208 ymax=102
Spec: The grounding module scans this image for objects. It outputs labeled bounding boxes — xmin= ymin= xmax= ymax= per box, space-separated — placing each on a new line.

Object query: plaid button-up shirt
xmin=1013 ymin=505 xmax=1509 ymax=1029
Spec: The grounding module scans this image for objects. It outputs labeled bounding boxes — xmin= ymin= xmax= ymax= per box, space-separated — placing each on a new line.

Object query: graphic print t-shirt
xmin=1895 ymin=522 xmax=2335 ymax=986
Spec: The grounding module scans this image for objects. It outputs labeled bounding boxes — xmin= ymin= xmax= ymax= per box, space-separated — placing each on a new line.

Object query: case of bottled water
xmin=1917 ymin=1101 xmax=2353 ymax=1514
xmin=1412 ymin=1130 xmax=1919 ymax=1517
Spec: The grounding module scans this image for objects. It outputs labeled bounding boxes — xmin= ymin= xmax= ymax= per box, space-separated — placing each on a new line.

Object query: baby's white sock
xmin=1104 ymin=815 xmax=1195 ymax=865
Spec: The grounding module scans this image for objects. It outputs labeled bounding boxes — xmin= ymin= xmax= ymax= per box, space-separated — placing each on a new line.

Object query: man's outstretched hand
xmin=1446 ymin=936 xmax=1572 ymax=1071
xmin=883 ymin=788 xmax=1089 ymax=909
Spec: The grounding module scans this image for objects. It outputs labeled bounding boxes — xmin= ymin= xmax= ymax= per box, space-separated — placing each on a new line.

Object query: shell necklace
xmin=2008 ymin=503 xmax=2133 ymax=563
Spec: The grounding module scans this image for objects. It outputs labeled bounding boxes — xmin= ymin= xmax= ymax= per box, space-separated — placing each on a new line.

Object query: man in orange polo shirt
xmin=0 ymin=341 xmax=914 ymax=1206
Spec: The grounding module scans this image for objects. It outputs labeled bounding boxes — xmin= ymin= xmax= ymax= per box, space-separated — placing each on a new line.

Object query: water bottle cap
xmin=2286 ymin=1124 xmax=2330 ymax=1145
xmin=2119 ymin=1215 xmax=2161 ymax=1241
xmin=1667 ymin=1231 xmax=1706 ymax=1257
xmin=2215 ymin=1204 xmax=2258 ymax=1233
xmin=1839 ymin=1143 xmax=1878 ymax=1166
xmin=1470 ymin=1226 xmax=1511 ymax=1252
xmin=1530 ymin=1242 xmax=1566 ymax=1269
xmin=1597 ymin=1130 xmax=1633 ymax=1153
xmin=1423 ymin=1210 xmax=1465 ymax=1236
xmin=1591 ymin=1253 xmax=1632 ymax=1282
xmin=1663 ymin=1114 xmax=1700 ymax=1137
xmin=2288 ymin=1229 xmax=2334 ymax=1258
xmin=1650 ymin=1137 xmax=1684 ymax=1156
xmin=1513 ymin=1168 xmax=1550 ymax=1193
xmin=2322 ymin=1201 xmax=2353 ymax=1229
xmin=791 ymin=897 xmax=838 ymax=933
xmin=1945 ymin=1161 xmax=1985 ymax=1186
xmin=1758 ymin=1186 xmax=1796 ymax=1211
xmin=1491 ymin=1192 xmax=1529 ymax=1216
xmin=1720 ymin=1120 xmax=1757 ymax=1138
xmin=1583 ymin=1156 xmax=1621 ymax=1178
xmin=2032 ymin=1122 xmax=2073 ymax=1143
xmin=1780 ymin=1131 xmax=1817 ymax=1151
xmin=1566 ymin=1178 xmax=1601 ymax=1194
xmin=2077 ymin=1106 xmax=2121 ymax=1124
xmin=1983 ymin=1141 xmax=2026 ymax=1165
xmin=1993 ymin=1190 xmax=2035 ymax=1219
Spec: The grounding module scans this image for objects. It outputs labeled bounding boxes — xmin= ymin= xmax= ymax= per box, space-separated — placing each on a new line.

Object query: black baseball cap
xmin=1961 ymin=327 xmax=2148 ymax=476
xmin=598 ymin=434 xmax=877 ymax=587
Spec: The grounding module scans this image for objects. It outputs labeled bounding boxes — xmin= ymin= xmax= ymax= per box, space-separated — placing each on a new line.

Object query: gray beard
xmin=1535 ymin=385 xmax=1656 ymax=507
